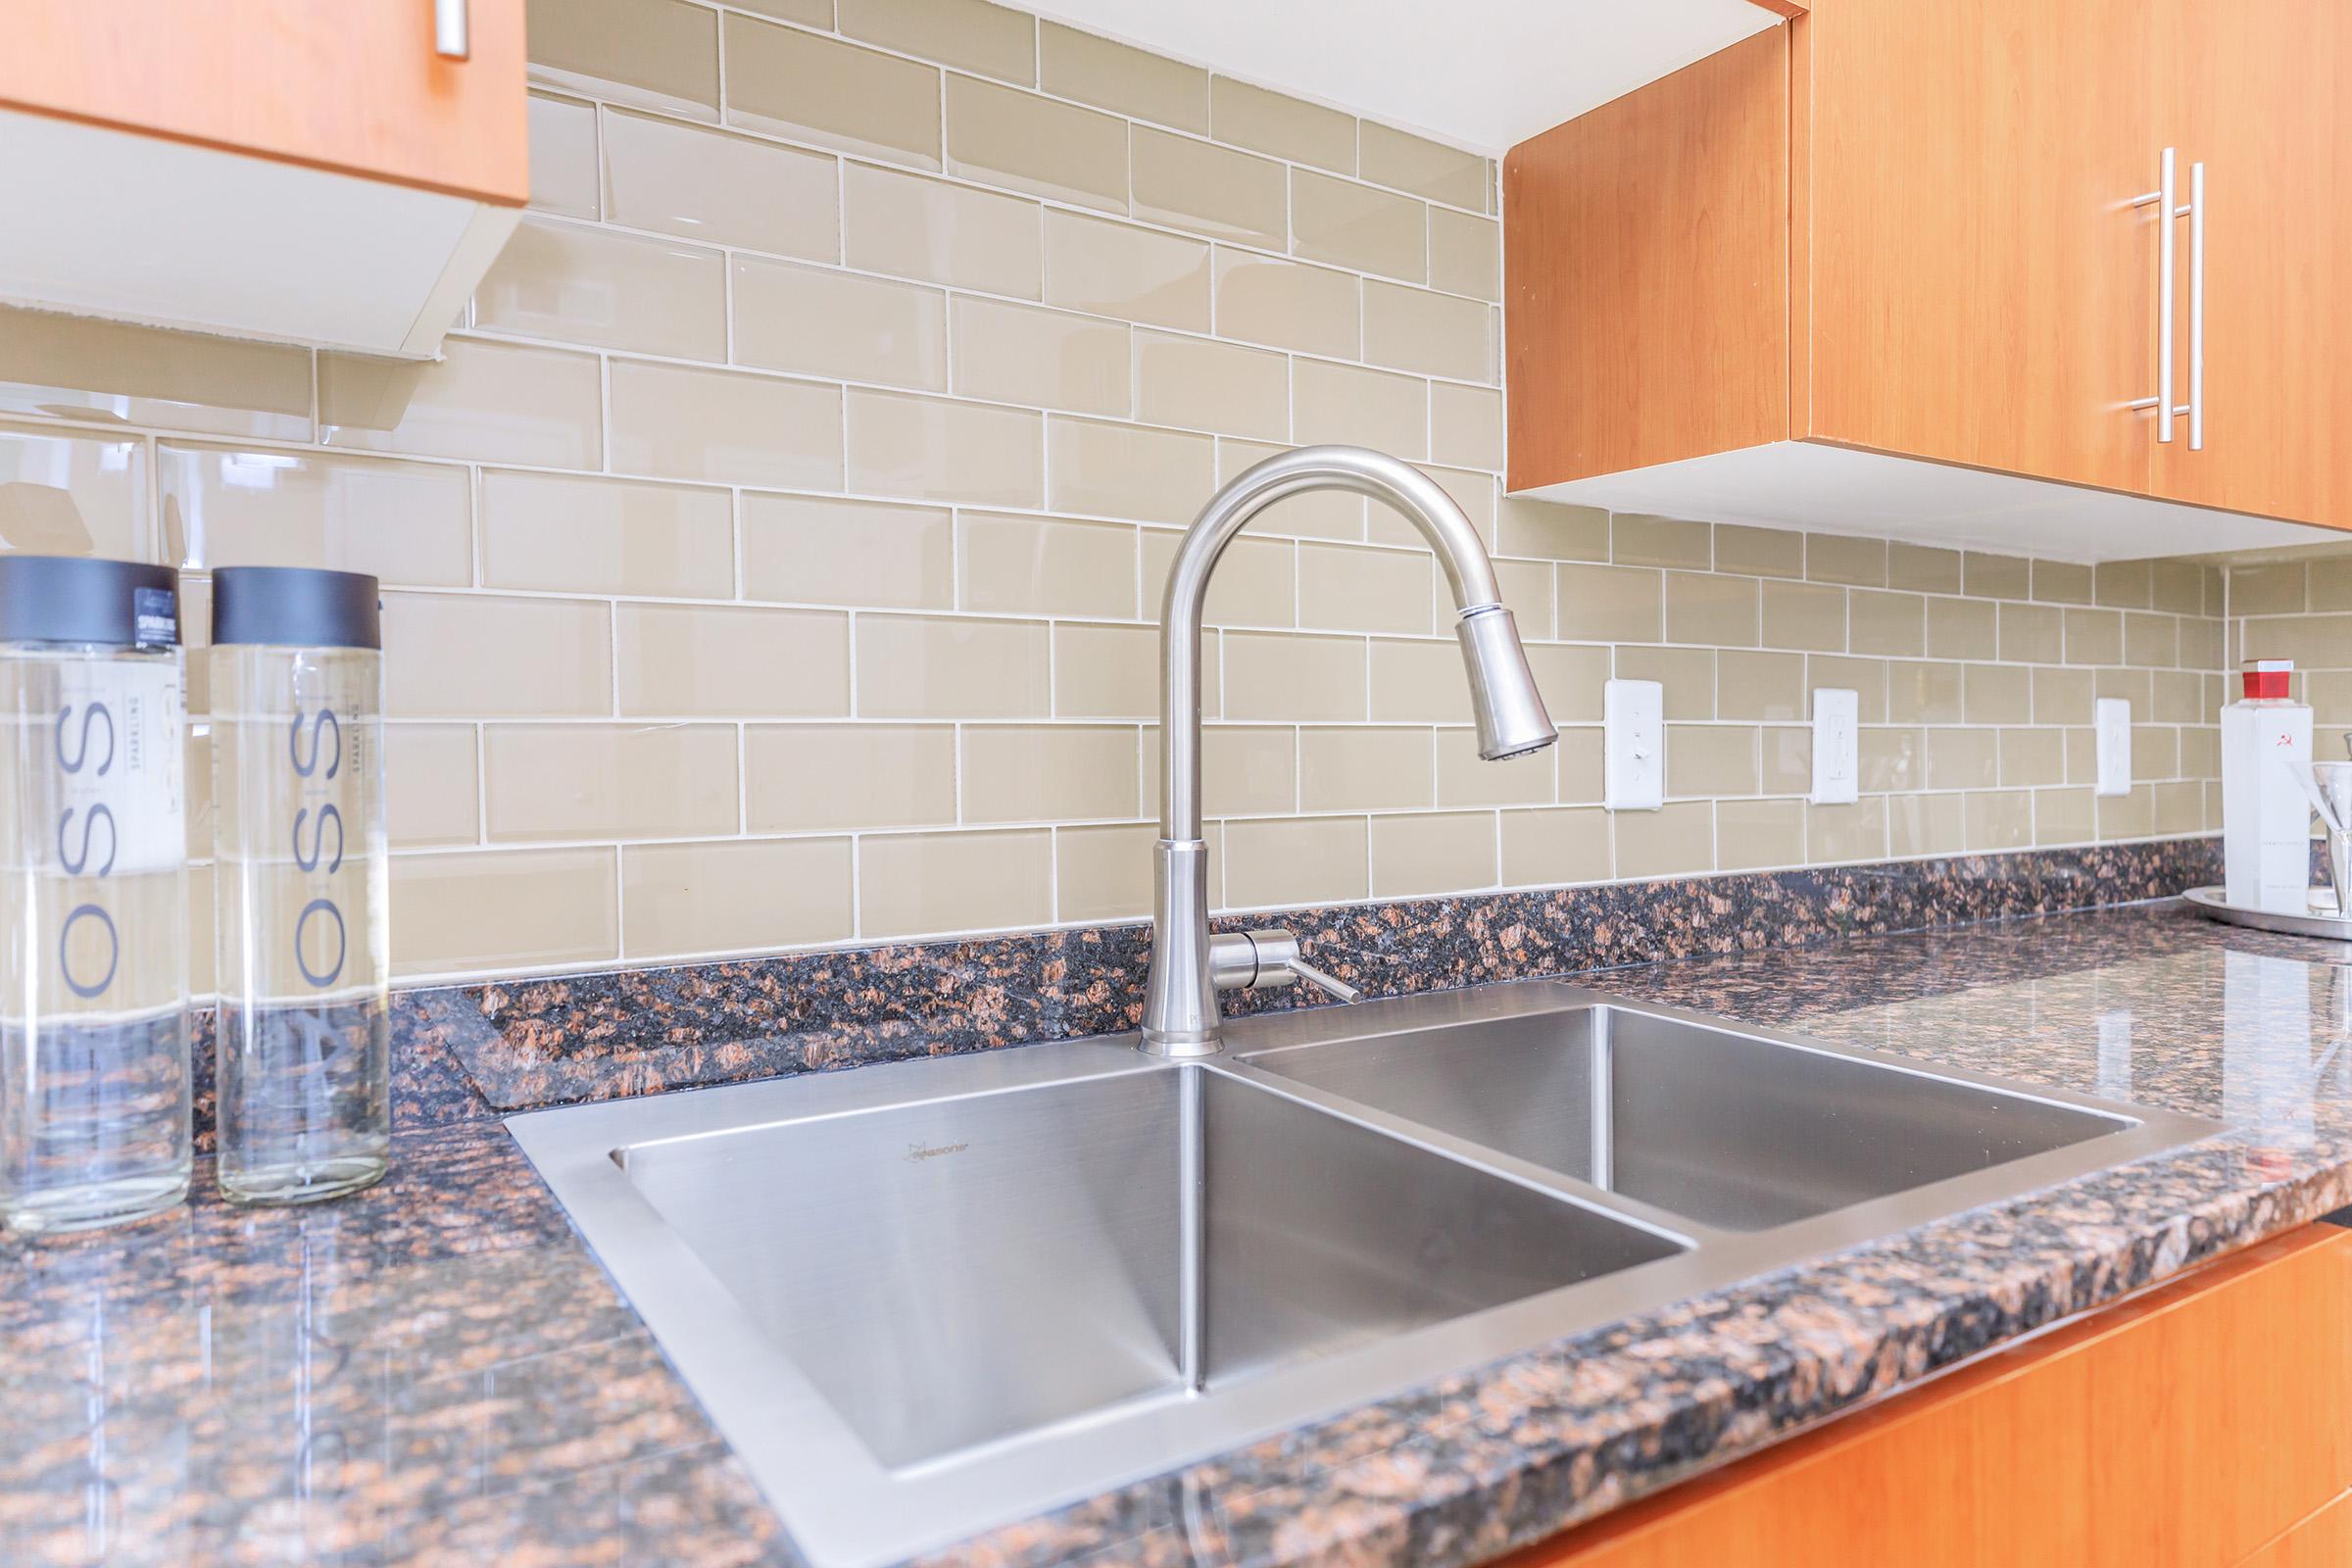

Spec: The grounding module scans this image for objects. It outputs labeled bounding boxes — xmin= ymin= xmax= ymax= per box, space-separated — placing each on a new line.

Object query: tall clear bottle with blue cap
xmin=211 ymin=566 xmax=389 ymax=1204
xmin=0 ymin=555 xmax=192 ymax=1232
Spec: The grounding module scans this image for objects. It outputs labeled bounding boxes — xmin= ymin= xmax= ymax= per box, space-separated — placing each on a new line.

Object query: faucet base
xmin=1137 ymin=1028 xmax=1223 ymax=1058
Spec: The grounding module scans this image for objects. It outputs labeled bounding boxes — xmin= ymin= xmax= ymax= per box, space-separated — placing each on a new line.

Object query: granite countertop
xmin=7 ymin=898 xmax=2351 ymax=1567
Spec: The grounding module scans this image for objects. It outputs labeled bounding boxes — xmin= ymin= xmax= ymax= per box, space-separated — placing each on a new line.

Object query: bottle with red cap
xmin=2221 ymin=658 xmax=2313 ymax=913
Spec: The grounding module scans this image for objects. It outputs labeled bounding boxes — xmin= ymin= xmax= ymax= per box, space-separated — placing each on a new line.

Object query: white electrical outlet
xmin=2095 ymin=697 xmax=2132 ymax=796
xmin=1810 ymin=687 xmax=1859 ymax=805
xmin=1604 ymin=678 xmax=1663 ymax=810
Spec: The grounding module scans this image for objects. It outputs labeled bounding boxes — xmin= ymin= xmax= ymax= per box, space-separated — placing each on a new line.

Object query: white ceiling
xmin=1018 ymin=0 xmax=1781 ymax=154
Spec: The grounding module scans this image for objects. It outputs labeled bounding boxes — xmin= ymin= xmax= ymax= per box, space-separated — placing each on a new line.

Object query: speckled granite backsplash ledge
xmin=212 ymin=835 xmax=2219 ymax=1147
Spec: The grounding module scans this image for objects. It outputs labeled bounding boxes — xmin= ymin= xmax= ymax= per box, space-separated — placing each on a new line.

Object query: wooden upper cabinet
xmin=2145 ymin=0 xmax=2352 ymax=525
xmin=0 ymin=0 xmax=528 ymax=204
xmin=1504 ymin=0 xmax=2350 ymax=551
xmin=1800 ymin=0 xmax=2154 ymax=496
xmin=1503 ymin=29 xmax=1789 ymax=487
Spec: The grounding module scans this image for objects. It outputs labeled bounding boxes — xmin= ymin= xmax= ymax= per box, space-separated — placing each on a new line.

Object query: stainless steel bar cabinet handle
xmin=434 ymin=0 xmax=469 ymax=60
xmin=2127 ymin=147 xmax=2204 ymax=451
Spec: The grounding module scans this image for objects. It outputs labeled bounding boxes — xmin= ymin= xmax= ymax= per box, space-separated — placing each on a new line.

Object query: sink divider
xmin=1590 ymin=1009 xmax=1615 ymax=1193
xmin=1178 ymin=1065 xmax=1206 ymax=1393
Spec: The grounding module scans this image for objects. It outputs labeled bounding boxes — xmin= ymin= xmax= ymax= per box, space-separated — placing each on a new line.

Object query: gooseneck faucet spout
xmin=1140 ymin=446 xmax=1559 ymax=1056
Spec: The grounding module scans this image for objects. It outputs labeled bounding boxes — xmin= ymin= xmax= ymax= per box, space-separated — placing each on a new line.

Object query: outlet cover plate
xmin=1605 ymin=678 xmax=1663 ymax=810
xmin=2095 ymin=697 xmax=2132 ymax=796
xmin=1810 ymin=687 xmax=1859 ymax=805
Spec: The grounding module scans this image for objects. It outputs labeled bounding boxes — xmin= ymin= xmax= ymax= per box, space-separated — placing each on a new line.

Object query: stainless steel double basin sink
xmin=509 ymin=982 xmax=2221 ymax=1567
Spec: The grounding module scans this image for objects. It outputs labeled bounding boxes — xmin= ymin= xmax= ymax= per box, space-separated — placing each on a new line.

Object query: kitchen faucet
xmin=1140 ymin=445 xmax=1559 ymax=1055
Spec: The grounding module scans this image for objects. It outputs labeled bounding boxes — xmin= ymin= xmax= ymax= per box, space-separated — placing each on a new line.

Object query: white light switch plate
xmin=1810 ymin=687 xmax=1859 ymax=805
xmin=2095 ymin=697 xmax=2132 ymax=796
xmin=1604 ymin=678 xmax=1663 ymax=810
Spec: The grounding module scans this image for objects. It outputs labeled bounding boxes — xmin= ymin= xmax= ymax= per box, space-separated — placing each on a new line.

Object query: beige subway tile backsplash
xmin=1135 ymin=332 xmax=1288 ymax=440
xmin=842 ymin=0 xmax=1034 ymax=83
xmin=1715 ymin=798 xmax=1804 ymax=871
xmin=474 ymin=219 xmax=727 ymax=359
xmin=385 ymin=725 xmax=482 ymax=849
xmin=525 ymin=0 xmax=719 ymax=121
xmin=1292 ymin=359 xmax=1427 ymax=457
xmin=1224 ymin=815 xmax=1369 ymax=907
xmin=1713 ymin=524 xmax=1803 ymax=580
xmin=1047 ymin=416 xmax=1214 ymax=523
xmin=1054 ymin=621 xmax=1178 ymax=719
xmin=1430 ymin=383 xmax=1502 ymax=470
xmin=0 ymin=425 xmax=146 ymax=560
xmin=390 ymin=847 xmax=619 ymax=977
xmin=946 ymin=74 xmax=1128 ymax=211
xmin=610 ymin=359 xmax=843 ymax=489
xmin=858 ymin=613 xmax=1052 ymax=717
xmin=384 ymin=593 xmax=612 ymax=718
xmin=1889 ymin=544 xmax=1962 ymax=594
xmin=1223 ymin=632 xmax=1366 ymax=721
xmin=1501 ymin=808 xmax=1610 ymax=887
xmin=1209 ymin=77 xmax=1354 ymax=172
xmin=959 ymin=512 xmax=1136 ymax=618
xmin=951 ymin=297 xmax=1129 ymax=415
xmin=733 ymin=257 xmax=948 ymax=390
xmin=1298 ymin=726 xmax=1431 ymax=813
xmin=1357 ymin=122 xmax=1490 ymax=211
xmin=1372 ymin=811 xmax=1496 ymax=897
xmin=1362 ymin=281 xmax=1494 ymax=383
xmin=1040 ymin=22 xmax=1206 ymax=130
xmin=742 ymin=493 xmax=953 ymax=610
xmin=0 ymin=308 xmax=312 ymax=442
xmin=1131 ymin=127 xmax=1288 ymax=249
xmin=846 ymin=163 xmax=1043 ymax=297
xmin=1045 ymin=212 xmax=1209 ymax=330
xmin=321 ymin=338 xmax=600 ymax=467
xmin=5 ymin=2 xmax=2236 ymax=981
xmin=1616 ymin=800 xmax=1713 ymax=879
xmin=1143 ymin=529 xmax=1294 ymax=627
xmin=527 ymin=92 xmax=601 ymax=219
xmin=603 ymin=109 xmax=840 ymax=260
xmin=1298 ymin=542 xmax=1432 ymax=635
xmin=859 ymin=828 xmax=1054 ymax=936
xmin=1291 ymin=168 xmax=1426 ymax=281
xmin=961 ymin=725 xmax=1139 ymax=822
xmin=747 ymin=724 xmax=957 ymax=831
xmin=618 ymin=603 xmax=852 ymax=716
xmin=483 ymin=723 xmax=739 ymax=842
xmin=1438 ymin=728 xmax=1556 ymax=808
xmin=1428 ymin=209 xmax=1501 ymax=303
xmin=846 ymin=389 xmax=1039 ymax=506
xmin=480 ymin=469 xmax=732 ymax=598
xmin=164 ymin=445 xmax=469 ymax=587
xmin=725 ymin=15 xmax=942 ymax=168
xmin=623 ymin=837 xmax=855 ymax=956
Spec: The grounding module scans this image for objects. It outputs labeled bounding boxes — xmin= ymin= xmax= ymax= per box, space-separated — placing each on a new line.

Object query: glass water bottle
xmin=211 ymin=566 xmax=390 ymax=1205
xmin=0 ymin=556 xmax=192 ymax=1233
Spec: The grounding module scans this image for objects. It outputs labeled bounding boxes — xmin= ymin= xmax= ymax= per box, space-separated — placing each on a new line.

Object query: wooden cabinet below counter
xmin=1493 ymin=1224 xmax=2352 ymax=1568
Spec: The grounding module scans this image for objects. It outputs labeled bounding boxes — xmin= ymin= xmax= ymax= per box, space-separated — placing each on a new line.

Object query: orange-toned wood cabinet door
xmin=0 ymin=0 xmax=527 ymax=205
xmin=1800 ymin=0 xmax=2156 ymax=496
xmin=1495 ymin=1226 xmax=2352 ymax=1568
xmin=2144 ymin=0 xmax=2352 ymax=527
xmin=2243 ymin=1491 xmax=2352 ymax=1568
xmin=1502 ymin=28 xmax=1790 ymax=491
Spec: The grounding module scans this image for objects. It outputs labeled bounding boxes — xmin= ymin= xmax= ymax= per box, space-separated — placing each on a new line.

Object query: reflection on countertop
xmin=4 ymin=899 xmax=2351 ymax=1568
xmin=0 ymin=1125 xmax=790 ymax=1567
